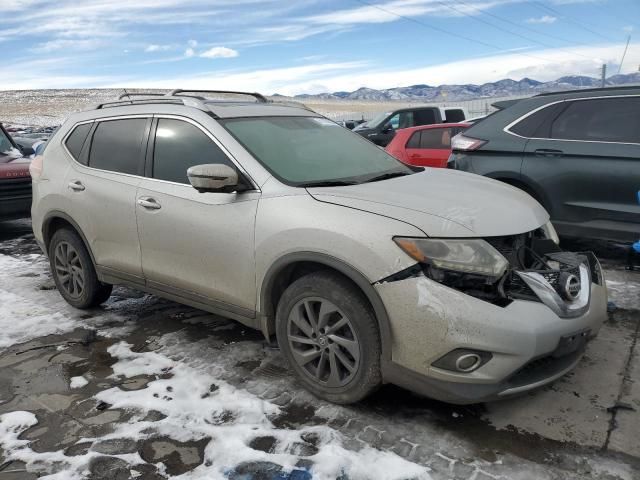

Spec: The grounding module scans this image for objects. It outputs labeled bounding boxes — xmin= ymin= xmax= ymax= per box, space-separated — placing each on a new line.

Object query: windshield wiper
xmin=300 ymin=180 xmax=359 ymax=188
xmin=362 ymin=171 xmax=412 ymax=183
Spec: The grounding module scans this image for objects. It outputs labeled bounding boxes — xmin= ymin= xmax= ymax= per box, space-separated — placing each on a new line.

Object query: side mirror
xmin=19 ymin=146 xmax=35 ymax=156
xmin=381 ymin=123 xmax=394 ymax=133
xmin=187 ymin=164 xmax=239 ymax=193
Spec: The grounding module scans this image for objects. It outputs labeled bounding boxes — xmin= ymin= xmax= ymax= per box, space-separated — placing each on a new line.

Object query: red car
xmin=385 ymin=122 xmax=469 ymax=168
xmin=0 ymin=123 xmax=33 ymax=220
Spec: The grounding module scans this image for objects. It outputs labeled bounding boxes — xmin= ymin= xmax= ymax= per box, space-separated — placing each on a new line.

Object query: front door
xmin=136 ymin=117 xmax=259 ymax=317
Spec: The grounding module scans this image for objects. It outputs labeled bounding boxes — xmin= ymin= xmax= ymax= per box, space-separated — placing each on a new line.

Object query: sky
xmin=1 ymin=0 xmax=639 ymax=95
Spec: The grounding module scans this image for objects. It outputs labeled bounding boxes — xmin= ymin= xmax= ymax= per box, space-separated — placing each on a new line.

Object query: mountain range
xmin=288 ymin=72 xmax=640 ymax=102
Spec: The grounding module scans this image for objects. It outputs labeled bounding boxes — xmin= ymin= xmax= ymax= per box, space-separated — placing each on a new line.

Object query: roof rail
xmin=118 ymin=92 xmax=166 ymax=100
xmin=534 ymin=85 xmax=640 ymax=97
xmin=168 ymin=89 xmax=268 ymax=103
xmin=95 ymin=96 xmax=209 ymax=111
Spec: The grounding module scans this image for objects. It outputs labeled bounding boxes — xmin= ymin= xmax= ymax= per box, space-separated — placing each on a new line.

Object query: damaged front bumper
xmin=375 ymin=251 xmax=607 ymax=404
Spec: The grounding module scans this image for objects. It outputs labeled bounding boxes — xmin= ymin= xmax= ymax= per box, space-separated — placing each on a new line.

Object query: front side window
xmin=550 ymin=97 xmax=640 ymax=143
xmin=153 ymin=119 xmax=235 ymax=184
xmin=398 ymin=111 xmax=414 ymax=129
xmin=222 ymin=116 xmax=412 ymax=186
xmin=387 ymin=114 xmax=400 ymax=129
xmin=89 ymin=118 xmax=147 ymax=175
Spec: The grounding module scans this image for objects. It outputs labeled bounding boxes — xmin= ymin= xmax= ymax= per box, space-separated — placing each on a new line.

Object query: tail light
xmin=29 ymin=155 xmax=44 ymax=181
xmin=451 ymin=133 xmax=487 ymax=152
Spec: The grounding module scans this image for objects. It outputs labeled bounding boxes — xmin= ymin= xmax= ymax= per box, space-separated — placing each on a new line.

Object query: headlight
xmin=393 ymin=237 xmax=509 ymax=277
xmin=540 ymin=221 xmax=560 ymax=245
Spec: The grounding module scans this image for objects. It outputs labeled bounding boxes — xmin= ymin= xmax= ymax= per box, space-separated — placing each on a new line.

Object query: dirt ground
xmin=0 ymin=218 xmax=638 ymax=479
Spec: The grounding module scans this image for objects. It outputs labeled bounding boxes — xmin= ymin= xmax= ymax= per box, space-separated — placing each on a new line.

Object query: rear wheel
xmin=276 ymin=271 xmax=381 ymax=404
xmin=48 ymin=228 xmax=112 ymax=309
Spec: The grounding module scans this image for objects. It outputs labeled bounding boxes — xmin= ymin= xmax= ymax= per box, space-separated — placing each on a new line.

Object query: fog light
xmin=455 ymin=354 xmax=482 ymax=372
xmin=432 ymin=348 xmax=492 ymax=373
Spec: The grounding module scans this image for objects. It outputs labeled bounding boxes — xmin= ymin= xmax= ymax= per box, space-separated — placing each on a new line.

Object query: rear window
xmin=64 ymin=123 xmax=92 ymax=162
xmin=88 ymin=118 xmax=147 ymax=175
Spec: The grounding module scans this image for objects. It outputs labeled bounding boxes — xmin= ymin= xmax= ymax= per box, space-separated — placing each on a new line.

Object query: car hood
xmin=307 ymin=169 xmax=549 ymax=237
xmin=0 ymin=156 xmax=31 ymax=179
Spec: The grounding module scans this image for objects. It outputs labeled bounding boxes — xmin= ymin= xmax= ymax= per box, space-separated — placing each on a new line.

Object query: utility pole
xmin=601 ymin=64 xmax=607 ymax=88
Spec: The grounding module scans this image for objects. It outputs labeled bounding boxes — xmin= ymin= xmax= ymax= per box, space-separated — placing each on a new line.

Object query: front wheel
xmin=48 ymin=228 xmax=112 ymax=309
xmin=276 ymin=271 xmax=381 ymax=404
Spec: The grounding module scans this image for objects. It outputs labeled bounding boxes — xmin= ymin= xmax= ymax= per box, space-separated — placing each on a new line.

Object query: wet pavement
xmin=0 ymin=218 xmax=638 ymax=479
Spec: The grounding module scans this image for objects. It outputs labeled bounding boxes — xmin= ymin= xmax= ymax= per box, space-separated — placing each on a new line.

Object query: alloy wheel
xmin=287 ymin=297 xmax=361 ymax=387
xmin=53 ymin=241 xmax=85 ymax=299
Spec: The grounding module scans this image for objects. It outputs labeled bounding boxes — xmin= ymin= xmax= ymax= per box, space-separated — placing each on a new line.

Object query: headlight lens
xmin=393 ymin=237 xmax=509 ymax=277
xmin=541 ymin=221 xmax=560 ymax=245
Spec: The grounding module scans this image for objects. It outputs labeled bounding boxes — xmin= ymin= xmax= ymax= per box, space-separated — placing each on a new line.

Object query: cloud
xmin=526 ymin=15 xmax=557 ymax=24
xmin=184 ymin=48 xmax=195 ymax=58
xmin=188 ymin=39 xmax=198 ymax=48
xmin=145 ymin=44 xmax=172 ymax=52
xmin=31 ymin=38 xmax=103 ymax=53
xmin=199 ymin=47 xmax=239 ymax=59
xmin=304 ymin=0 xmax=515 ymax=25
xmin=623 ymin=25 xmax=634 ymax=33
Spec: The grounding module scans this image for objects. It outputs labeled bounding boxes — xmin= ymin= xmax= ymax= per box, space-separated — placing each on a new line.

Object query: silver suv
xmin=30 ymin=90 xmax=607 ymax=405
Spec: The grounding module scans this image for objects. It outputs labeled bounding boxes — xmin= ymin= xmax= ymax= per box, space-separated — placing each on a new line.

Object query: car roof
xmin=533 ymin=85 xmax=640 ymax=99
xmin=396 ymin=122 xmax=470 ymax=134
xmin=85 ymin=91 xmax=320 ymax=120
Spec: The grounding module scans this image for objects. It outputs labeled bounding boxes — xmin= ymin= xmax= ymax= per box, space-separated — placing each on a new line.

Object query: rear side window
xmin=509 ymin=102 xmax=566 ymax=138
xmin=153 ymin=118 xmax=235 ymax=184
xmin=88 ymin=119 xmax=147 ymax=175
xmin=413 ymin=109 xmax=437 ymax=126
xmin=550 ymin=97 xmax=640 ymax=143
xmin=444 ymin=109 xmax=465 ymax=123
xmin=64 ymin=123 xmax=92 ymax=162
xmin=406 ymin=128 xmax=455 ymax=149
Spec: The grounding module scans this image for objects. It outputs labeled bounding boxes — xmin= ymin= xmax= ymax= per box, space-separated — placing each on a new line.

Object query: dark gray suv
xmin=448 ymin=87 xmax=640 ymax=243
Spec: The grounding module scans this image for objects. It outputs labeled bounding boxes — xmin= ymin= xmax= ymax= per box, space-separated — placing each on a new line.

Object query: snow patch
xmin=0 ymin=287 xmax=78 ymax=349
xmin=69 ymin=376 xmax=89 ymax=389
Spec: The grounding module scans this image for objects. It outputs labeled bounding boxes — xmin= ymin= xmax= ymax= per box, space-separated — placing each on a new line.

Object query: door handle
xmin=68 ymin=180 xmax=85 ymax=192
xmin=137 ymin=197 xmax=161 ymax=210
xmin=534 ymin=148 xmax=563 ymax=157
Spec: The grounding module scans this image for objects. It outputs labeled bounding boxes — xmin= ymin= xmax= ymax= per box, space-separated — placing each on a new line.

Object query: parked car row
xmin=30 ymin=89 xmax=607 ymax=406
xmin=0 ymin=123 xmax=34 ymax=221
xmin=448 ymin=86 xmax=640 ymax=243
xmin=353 ymin=105 xmax=468 ymax=147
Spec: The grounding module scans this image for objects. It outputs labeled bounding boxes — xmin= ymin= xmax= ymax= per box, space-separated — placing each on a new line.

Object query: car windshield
xmin=359 ymin=111 xmax=390 ymax=129
xmin=0 ymin=128 xmax=15 ymax=156
xmin=222 ymin=116 xmax=413 ymax=186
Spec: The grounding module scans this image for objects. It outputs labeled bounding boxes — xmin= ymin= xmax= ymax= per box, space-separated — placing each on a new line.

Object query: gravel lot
xmin=0 ymin=218 xmax=638 ymax=480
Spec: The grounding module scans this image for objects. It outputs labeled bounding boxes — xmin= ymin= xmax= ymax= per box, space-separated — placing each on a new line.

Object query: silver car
xmin=30 ymin=90 xmax=607 ymax=405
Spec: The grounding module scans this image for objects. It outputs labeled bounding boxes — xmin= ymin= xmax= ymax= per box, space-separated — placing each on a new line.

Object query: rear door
xmin=405 ymin=127 xmax=461 ymax=167
xmin=521 ymin=96 xmax=640 ymax=239
xmin=136 ymin=116 xmax=259 ymax=317
xmin=63 ymin=117 xmax=149 ymax=282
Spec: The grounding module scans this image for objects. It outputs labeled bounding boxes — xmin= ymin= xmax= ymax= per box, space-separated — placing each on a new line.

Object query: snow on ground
xmin=1 ymin=339 xmax=430 ymax=480
xmin=0 ymin=254 xmax=80 ymax=348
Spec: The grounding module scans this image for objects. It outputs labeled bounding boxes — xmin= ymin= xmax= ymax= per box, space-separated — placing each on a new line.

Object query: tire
xmin=276 ymin=270 xmax=381 ymax=404
xmin=48 ymin=228 xmax=112 ymax=309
